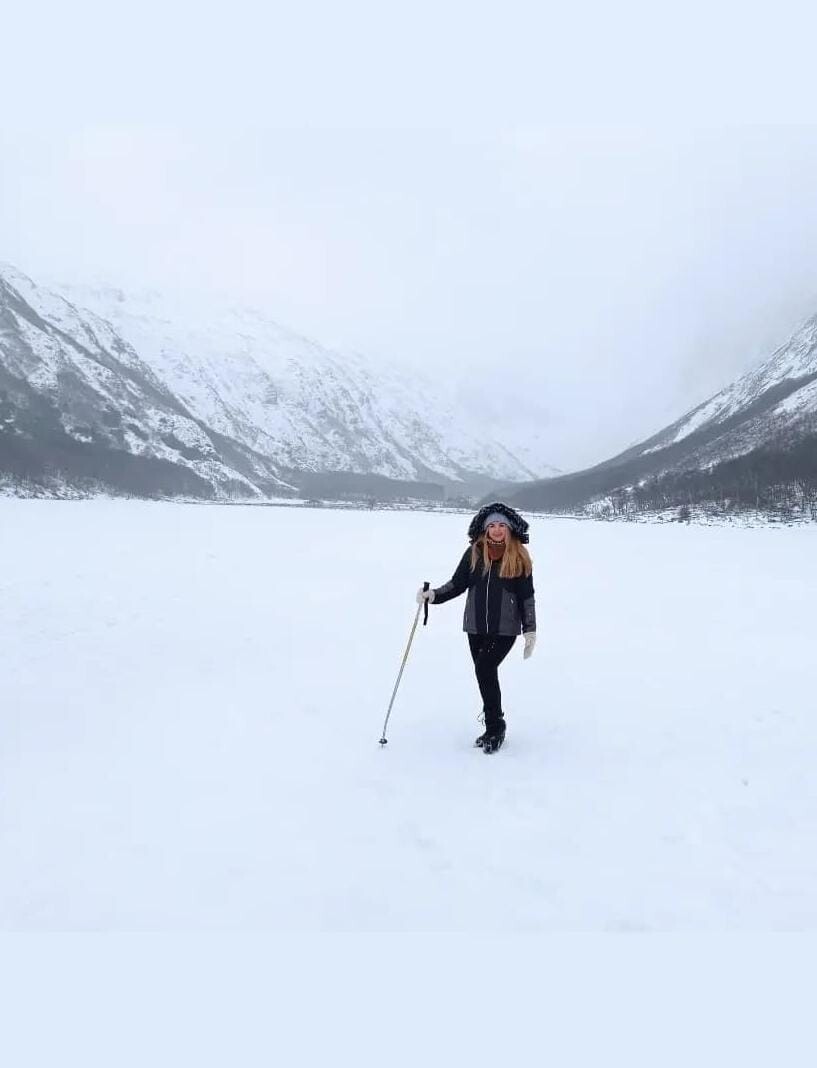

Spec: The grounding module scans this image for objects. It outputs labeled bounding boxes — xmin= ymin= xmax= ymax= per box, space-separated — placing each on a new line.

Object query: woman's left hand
xmin=523 ymin=632 xmax=536 ymax=660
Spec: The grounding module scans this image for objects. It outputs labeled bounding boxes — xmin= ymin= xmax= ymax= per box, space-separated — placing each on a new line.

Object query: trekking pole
xmin=379 ymin=582 xmax=430 ymax=746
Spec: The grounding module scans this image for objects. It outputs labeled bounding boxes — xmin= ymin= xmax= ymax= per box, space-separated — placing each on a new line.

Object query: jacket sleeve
xmin=516 ymin=571 xmax=536 ymax=633
xmin=432 ymin=549 xmax=472 ymax=605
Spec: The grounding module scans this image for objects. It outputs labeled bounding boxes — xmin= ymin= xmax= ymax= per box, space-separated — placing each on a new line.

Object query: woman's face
xmin=487 ymin=521 xmax=508 ymax=543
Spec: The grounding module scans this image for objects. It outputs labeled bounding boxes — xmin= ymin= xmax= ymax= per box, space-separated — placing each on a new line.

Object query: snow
xmin=774 ymin=374 xmax=817 ymax=417
xmin=648 ymin=313 xmax=817 ymax=455
xmin=1 ymin=500 xmax=815 ymax=930
xmin=664 ymin=395 xmax=728 ymax=447
xmin=46 ymin=278 xmax=556 ymax=481
xmin=2 ymin=263 xmax=562 ymax=490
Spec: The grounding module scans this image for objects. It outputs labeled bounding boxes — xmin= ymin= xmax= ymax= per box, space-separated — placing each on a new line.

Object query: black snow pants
xmin=468 ymin=634 xmax=517 ymax=733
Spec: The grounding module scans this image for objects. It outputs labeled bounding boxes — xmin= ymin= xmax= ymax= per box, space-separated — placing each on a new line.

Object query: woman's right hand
xmin=416 ymin=587 xmax=436 ymax=605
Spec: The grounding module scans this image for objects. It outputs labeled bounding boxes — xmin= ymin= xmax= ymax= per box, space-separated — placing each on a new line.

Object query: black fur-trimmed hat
xmin=467 ymin=502 xmax=530 ymax=544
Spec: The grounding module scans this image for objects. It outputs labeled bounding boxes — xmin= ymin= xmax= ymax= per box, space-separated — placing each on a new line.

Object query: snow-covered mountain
xmin=55 ymin=280 xmax=559 ymax=483
xmin=629 ymin=313 xmax=817 ymax=465
xmin=0 ymin=266 xmax=292 ymax=498
xmin=0 ymin=264 xmax=558 ymax=498
xmin=501 ymin=312 xmax=817 ymax=515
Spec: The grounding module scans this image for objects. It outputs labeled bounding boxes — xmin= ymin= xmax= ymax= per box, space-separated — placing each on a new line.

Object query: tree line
xmin=589 ymin=434 xmax=817 ymax=521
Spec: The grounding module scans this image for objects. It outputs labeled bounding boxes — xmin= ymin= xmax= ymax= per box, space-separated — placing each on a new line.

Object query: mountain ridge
xmin=495 ymin=312 xmax=817 ymax=518
xmin=0 ymin=264 xmax=559 ymax=499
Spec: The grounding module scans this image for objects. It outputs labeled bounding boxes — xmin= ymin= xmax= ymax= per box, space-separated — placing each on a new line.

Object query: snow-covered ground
xmin=1 ymin=500 xmax=815 ymax=930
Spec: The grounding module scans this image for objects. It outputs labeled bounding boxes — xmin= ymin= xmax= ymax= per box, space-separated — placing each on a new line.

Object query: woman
xmin=417 ymin=502 xmax=536 ymax=754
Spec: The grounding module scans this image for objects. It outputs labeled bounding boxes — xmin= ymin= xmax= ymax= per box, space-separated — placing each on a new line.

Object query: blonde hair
xmin=470 ymin=533 xmax=532 ymax=579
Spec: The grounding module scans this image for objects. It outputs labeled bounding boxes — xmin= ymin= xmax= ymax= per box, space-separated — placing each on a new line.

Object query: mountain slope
xmin=1 ymin=265 xmax=559 ymax=498
xmin=51 ymin=278 xmax=557 ymax=484
xmin=499 ymin=313 xmax=817 ymax=516
xmin=0 ymin=268 xmax=292 ymax=498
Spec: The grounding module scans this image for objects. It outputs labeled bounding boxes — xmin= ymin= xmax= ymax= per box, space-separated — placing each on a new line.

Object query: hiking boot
xmin=482 ymin=728 xmax=506 ymax=754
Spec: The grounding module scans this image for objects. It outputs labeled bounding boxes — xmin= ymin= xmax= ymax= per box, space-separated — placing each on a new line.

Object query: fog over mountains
xmin=0 ymin=264 xmax=559 ymax=501
xmin=500 ymin=312 xmax=817 ymax=519
xmin=4 ymin=259 xmax=817 ymax=520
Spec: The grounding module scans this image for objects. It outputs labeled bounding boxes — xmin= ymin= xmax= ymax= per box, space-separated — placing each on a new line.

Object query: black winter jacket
xmin=433 ymin=549 xmax=536 ymax=637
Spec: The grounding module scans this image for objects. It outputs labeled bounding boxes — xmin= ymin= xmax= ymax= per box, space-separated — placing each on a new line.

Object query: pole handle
xmin=422 ymin=580 xmax=430 ymax=626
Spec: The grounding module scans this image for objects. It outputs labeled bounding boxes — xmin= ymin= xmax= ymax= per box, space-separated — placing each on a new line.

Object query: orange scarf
xmin=486 ymin=538 xmax=506 ymax=562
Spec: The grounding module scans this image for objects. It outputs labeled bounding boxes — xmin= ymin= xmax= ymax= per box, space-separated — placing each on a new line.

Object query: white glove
xmin=523 ymin=632 xmax=536 ymax=659
xmin=416 ymin=587 xmax=436 ymax=605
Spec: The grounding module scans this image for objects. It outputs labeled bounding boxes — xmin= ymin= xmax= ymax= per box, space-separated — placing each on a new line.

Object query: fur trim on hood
xmin=467 ymin=502 xmax=530 ymax=544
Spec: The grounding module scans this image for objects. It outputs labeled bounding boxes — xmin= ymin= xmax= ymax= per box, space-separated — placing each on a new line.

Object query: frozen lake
xmin=1 ymin=498 xmax=815 ymax=929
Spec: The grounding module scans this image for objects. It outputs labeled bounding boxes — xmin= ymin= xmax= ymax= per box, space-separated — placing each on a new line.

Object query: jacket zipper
xmin=485 ymin=560 xmax=491 ymax=632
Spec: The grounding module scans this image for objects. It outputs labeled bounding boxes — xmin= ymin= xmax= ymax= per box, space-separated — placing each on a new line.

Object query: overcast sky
xmin=3 ymin=1 xmax=817 ymax=469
